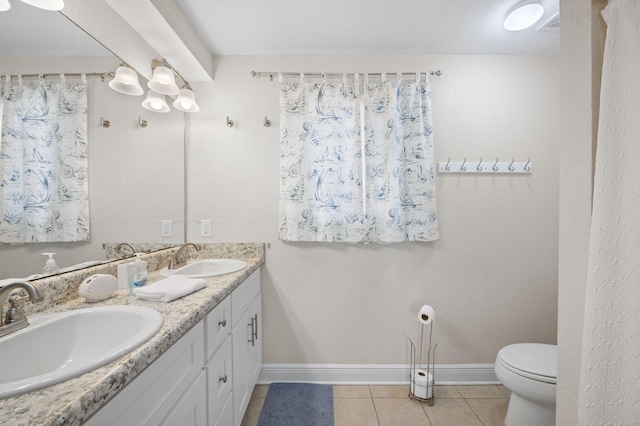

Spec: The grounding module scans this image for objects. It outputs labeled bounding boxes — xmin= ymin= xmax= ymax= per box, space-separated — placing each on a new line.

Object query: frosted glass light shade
xmin=147 ymin=65 xmax=179 ymax=96
xmin=142 ymin=90 xmax=170 ymax=113
xmin=0 ymin=0 xmax=11 ymax=12
xmin=504 ymin=0 xmax=544 ymax=31
xmin=172 ymin=88 xmax=200 ymax=112
xmin=108 ymin=66 xmax=144 ymax=96
xmin=20 ymin=0 xmax=64 ymax=11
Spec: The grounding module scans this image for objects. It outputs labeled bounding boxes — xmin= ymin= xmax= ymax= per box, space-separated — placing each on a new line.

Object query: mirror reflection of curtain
xmin=279 ymin=73 xmax=439 ymax=243
xmin=0 ymin=74 xmax=89 ymax=243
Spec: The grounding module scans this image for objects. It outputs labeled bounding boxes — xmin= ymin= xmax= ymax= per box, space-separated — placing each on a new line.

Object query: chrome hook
xmin=100 ymin=117 xmax=110 ymax=128
xmin=138 ymin=117 xmax=148 ymax=128
xmin=492 ymin=158 xmax=499 ymax=172
xmin=461 ymin=157 xmax=467 ymax=172
xmin=445 ymin=157 xmax=451 ymax=171
xmin=226 ymin=116 xmax=234 ymax=127
xmin=476 ymin=157 xmax=483 ymax=172
xmin=524 ymin=158 xmax=531 ymax=172
xmin=263 ymin=116 xmax=271 ymax=127
xmin=508 ymin=158 xmax=515 ymax=172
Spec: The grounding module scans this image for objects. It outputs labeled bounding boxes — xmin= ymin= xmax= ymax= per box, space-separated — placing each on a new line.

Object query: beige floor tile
xmin=498 ymin=385 xmax=511 ymax=397
xmin=433 ymin=385 xmax=463 ymax=399
xmin=334 ymin=398 xmax=380 ymax=426
xmin=466 ymin=398 xmax=509 ymax=426
xmin=334 ymin=385 xmax=372 ymax=399
xmin=422 ymin=398 xmax=483 ymax=426
xmin=251 ymin=384 xmax=269 ymax=398
xmin=240 ymin=397 xmax=265 ymax=426
xmin=455 ymin=385 xmax=508 ymax=399
xmin=374 ymin=397 xmax=432 ymax=426
xmin=370 ymin=385 xmax=410 ymax=398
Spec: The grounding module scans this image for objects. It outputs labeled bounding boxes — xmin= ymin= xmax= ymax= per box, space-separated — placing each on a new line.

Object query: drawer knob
xmin=219 ymin=374 xmax=228 ymax=384
xmin=218 ymin=318 xmax=227 ymax=327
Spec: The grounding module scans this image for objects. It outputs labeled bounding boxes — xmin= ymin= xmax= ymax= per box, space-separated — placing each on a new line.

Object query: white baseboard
xmin=258 ymin=364 xmax=499 ymax=385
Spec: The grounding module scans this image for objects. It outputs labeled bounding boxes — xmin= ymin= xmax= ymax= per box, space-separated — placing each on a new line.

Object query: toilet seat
xmin=497 ymin=343 xmax=556 ymax=384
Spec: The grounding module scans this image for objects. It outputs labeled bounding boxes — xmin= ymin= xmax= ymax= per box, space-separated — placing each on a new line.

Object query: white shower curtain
xmin=0 ymin=75 xmax=89 ymax=243
xmin=279 ymin=73 xmax=439 ymax=243
xmin=578 ymin=0 xmax=640 ymax=423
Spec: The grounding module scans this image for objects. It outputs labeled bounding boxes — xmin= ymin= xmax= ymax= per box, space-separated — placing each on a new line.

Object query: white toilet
xmin=494 ymin=343 xmax=557 ymax=426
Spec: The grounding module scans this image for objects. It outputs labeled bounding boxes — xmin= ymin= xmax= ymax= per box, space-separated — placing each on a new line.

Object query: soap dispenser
xmin=42 ymin=253 xmax=60 ymax=275
xmin=133 ymin=253 xmax=148 ymax=288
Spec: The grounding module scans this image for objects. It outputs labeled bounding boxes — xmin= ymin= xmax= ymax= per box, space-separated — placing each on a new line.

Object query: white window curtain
xmin=279 ymin=73 xmax=439 ymax=243
xmin=0 ymin=74 xmax=89 ymax=243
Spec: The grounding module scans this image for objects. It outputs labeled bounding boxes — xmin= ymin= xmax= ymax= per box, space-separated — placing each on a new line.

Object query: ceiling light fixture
xmin=0 ymin=0 xmax=11 ymax=12
xmin=20 ymin=0 xmax=64 ymax=11
xmin=108 ymin=64 xmax=144 ymax=96
xmin=504 ymin=0 xmax=545 ymax=31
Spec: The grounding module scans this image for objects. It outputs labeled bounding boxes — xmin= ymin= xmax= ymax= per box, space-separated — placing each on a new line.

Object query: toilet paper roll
xmin=411 ymin=369 xmax=433 ymax=399
xmin=418 ymin=304 xmax=436 ymax=325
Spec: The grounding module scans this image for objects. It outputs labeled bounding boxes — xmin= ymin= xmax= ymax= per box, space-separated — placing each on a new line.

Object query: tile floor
xmin=241 ymin=384 xmax=510 ymax=426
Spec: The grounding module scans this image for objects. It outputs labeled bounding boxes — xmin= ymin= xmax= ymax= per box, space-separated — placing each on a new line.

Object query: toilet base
xmin=505 ymin=392 xmax=556 ymax=426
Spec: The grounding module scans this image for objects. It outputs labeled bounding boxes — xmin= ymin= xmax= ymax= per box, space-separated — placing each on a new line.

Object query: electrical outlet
xmin=201 ymin=219 xmax=212 ymax=237
xmin=161 ymin=220 xmax=172 ymax=237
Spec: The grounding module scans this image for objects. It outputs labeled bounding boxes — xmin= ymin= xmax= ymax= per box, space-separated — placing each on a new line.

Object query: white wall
xmin=186 ymin=55 xmax=559 ymax=366
xmin=0 ymin=57 xmax=185 ymax=277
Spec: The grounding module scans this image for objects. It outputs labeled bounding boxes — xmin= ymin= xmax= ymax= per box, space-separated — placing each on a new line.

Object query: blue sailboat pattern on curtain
xmin=279 ymin=73 xmax=438 ymax=243
xmin=0 ymin=75 xmax=89 ymax=243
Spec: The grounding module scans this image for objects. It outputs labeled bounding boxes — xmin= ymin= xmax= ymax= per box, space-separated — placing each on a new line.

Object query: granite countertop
xmin=0 ymin=255 xmax=263 ymax=426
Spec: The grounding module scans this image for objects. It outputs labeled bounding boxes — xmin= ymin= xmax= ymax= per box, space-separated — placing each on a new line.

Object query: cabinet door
xmin=232 ymin=293 xmax=262 ymax=426
xmin=159 ymin=372 xmax=207 ymax=426
xmin=206 ymin=336 xmax=233 ymax=425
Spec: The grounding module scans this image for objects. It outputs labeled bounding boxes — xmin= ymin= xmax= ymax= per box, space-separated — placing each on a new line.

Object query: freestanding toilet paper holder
xmin=408 ymin=321 xmax=437 ymax=405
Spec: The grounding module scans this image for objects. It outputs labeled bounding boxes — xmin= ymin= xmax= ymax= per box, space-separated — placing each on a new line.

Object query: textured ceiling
xmin=177 ymin=0 xmax=560 ymax=56
xmin=0 ymin=0 xmax=559 ymax=58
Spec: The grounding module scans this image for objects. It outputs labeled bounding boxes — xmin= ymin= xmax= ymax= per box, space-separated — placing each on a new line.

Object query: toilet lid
xmin=497 ymin=343 xmax=557 ymax=383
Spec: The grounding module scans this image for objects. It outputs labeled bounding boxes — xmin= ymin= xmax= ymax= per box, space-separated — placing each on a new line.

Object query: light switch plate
xmin=201 ymin=220 xmax=212 ymax=237
xmin=161 ymin=220 xmax=172 ymax=237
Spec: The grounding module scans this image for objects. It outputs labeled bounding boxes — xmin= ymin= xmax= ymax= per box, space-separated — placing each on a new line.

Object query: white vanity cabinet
xmin=86 ymin=321 xmax=207 ymax=426
xmin=85 ymin=269 xmax=262 ymax=426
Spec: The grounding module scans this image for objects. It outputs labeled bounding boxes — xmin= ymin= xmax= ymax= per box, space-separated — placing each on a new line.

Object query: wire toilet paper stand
xmin=408 ymin=320 xmax=437 ymax=405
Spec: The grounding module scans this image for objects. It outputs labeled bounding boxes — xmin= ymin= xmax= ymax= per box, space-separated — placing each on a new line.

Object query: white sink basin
xmin=0 ymin=305 xmax=162 ymax=399
xmin=159 ymin=259 xmax=247 ymax=278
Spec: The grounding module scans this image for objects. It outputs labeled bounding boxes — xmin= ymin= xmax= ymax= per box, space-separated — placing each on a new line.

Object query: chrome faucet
xmin=169 ymin=243 xmax=199 ymax=270
xmin=0 ymin=281 xmax=44 ymax=338
xmin=115 ymin=242 xmax=138 ymax=257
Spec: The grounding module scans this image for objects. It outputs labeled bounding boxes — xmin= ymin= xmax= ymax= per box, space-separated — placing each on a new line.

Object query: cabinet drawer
xmin=205 ymin=337 xmax=233 ymax=423
xmin=156 ymin=372 xmax=207 ymax=426
xmin=231 ymin=269 xmax=260 ymax=328
xmin=205 ymin=296 xmax=231 ymax=360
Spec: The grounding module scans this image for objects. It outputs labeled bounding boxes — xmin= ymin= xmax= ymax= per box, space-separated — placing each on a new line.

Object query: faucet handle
xmin=5 ymin=296 xmax=26 ymax=324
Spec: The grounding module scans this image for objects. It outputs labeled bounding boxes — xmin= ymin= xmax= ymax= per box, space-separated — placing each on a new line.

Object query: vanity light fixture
xmin=141 ymin=90 xmax=170 ymax=113
xmin=504 ymin=0 xmax=544 ymax=31
xmin=108 ymin=64 xmax=144 ymax=96
xmin=20 ymin=0 xmax=64 ymax=11
xmin=0 ymin=0 xmax=11 ymax=12
xmin=172 ymin=86 xmax=200 ymax=112
xmin=148 ymin=59 xmax=180 ymax=96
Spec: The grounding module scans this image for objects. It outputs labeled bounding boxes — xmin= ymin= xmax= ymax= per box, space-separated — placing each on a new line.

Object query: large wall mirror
xmin=0 ymin=2 xmax=185 ymax=278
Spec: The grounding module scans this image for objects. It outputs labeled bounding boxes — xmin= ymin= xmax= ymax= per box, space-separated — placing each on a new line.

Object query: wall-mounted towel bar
xmin=437 ymin=158 xmax=532 ymax=174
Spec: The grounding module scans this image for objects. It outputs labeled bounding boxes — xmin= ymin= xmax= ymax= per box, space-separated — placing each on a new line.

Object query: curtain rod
xmin=250 ymin=70 xmax=442 ymax=81
xmin=3 ymin=72 xmax=112 ymax=80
